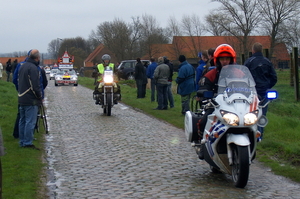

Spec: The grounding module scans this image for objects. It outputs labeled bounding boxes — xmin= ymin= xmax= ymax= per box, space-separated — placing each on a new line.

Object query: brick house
xmin=143 ymin=36 xmax=290 ymax=69
xmin=83 ymin=44 xmax=118 ymax=69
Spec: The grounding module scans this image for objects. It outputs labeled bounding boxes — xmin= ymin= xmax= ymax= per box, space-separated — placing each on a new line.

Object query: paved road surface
xmin=44 ymin=82 xmax=300 ymax=199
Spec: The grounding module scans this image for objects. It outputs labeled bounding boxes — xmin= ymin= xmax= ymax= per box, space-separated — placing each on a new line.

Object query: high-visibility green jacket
xmin=97 ymin=63 xmax=114 ymax=82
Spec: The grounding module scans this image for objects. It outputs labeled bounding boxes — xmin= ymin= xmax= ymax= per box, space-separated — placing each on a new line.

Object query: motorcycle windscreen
xmin=217 ymin=65 xmax=257 ymax=100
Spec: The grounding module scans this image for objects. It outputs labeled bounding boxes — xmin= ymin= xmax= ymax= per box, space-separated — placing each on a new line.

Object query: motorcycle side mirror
xmin=197 ymin=90 xmax=214 ymax=98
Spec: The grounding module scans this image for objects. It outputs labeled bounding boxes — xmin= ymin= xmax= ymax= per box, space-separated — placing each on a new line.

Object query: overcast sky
xmin=0 ymin=0 xmax=219 ymax=54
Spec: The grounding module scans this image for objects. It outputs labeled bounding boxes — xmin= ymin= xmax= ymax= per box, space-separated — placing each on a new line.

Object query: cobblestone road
xmin=44 ymin=82 xmax=300 ymax=199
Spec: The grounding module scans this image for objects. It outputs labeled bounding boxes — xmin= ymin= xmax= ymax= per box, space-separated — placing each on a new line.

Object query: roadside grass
xmin=80 ymin=70 xmax=300 ymax=182
xmin=0 ymin=79 xmax=47 ymax=199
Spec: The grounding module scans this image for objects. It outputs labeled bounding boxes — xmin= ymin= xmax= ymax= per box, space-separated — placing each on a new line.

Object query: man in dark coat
xmin=18 ymin=49 xmax=42 ymax=150
xmin=134 ymin=58 xmax=147 ymax=98
xmin=244 ymin=42 xmax=277 ymax=141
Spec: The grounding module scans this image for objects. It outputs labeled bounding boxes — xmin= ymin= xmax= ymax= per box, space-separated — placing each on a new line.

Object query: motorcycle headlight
xmin=220 ymin=110 xmax=239 ymax=126
xmin=103 ymin=75 xmax=113 ymax=83
xmin=244 ymin=111 xmax=258 ymax=126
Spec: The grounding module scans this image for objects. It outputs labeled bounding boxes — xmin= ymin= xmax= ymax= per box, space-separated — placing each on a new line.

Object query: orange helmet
xmin=213 ymin=44 xmax=236 ymax=65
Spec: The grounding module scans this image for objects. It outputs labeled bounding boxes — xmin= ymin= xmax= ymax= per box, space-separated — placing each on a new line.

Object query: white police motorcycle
xmin=185 ymin=65 xmax=277 ymax=188
xmin=93 ymin=67 xmax=120 ymax=116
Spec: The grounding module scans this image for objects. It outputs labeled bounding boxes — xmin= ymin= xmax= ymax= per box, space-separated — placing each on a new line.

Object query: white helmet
xmin=102 ymin=54 xmax=111 ymax=61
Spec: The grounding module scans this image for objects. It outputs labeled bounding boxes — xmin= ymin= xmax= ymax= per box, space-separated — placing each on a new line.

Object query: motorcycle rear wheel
xmin=231 ymin=145 xmax=249 ymax=188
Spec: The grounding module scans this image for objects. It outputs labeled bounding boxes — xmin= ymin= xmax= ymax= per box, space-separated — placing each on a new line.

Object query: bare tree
xmin=277 ymin=18 xmax=300 ymax=53
xmin=211 ymin=0 xmax=261 ymax=57
xmin=139 ymin=14 xmax=169 ymax=58
xmin=205 ymin=12 xmax=229 ymax=36
xmin=47 ymin=39 xmax=62 ymax=59
xmin=181 ymin=14 xmax=205 ymax=57
xmin=165 ymin=16 xmax=183 ymax=58
xmin=258 ymin=0 xmax=300 ymax=57
xmin=93 ymin=18 xmax=135 ymax=60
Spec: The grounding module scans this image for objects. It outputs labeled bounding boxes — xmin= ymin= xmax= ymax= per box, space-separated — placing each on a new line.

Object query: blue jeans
xmin=19 ymin=105 xmax=38 ymax=147
xmin=150 ymin=79 xmax=157 ymax=102
xmin=156 ymin=83 xmax=168 ymax=109
xmin=167 ymin=81 xmax=174 ymax=108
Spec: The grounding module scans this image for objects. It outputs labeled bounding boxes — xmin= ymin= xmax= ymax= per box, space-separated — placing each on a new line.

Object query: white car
xmin=49 ymin=69 xmax=59 ymax=80
xmin=54 ymin=69 xmax=78 ymax=86
xmin=44 ymin=67 xmax=51 ymax=74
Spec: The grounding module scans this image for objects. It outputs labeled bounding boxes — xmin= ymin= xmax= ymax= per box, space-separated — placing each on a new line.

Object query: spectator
xmin=244 ymin=42 xmax=277 ymax=141
xmin=195 ymin=51 xmax=209 ymax=91
xmin=11 ymin=59 xmax=18 ymax=75
xmin=6 ymin=58 xmax=12 ymax=82
xmin=163 ymin=56 xmax=174 ymax=108
xmin=175 ymin=55 xmax=195 ymax=115
xmin=0 ymin=62 xmax=3 ymax=79
xmin=202 ymin=48 xmax=216 ymax=75
xmin=134 ymin=58 xmax=147 ymax=98
xmin=146 ymin=57 xmax=158 ymax=102
xmin=153 ymin=57 xmax=170 ymax=110
xmin=79 ymin=66 xmax=84 ymax=77
xmin=18 ymin=49 xmax=42 ymax=150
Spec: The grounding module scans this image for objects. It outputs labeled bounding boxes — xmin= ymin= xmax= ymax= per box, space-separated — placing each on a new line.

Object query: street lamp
xmin=56 ymin=38 xmax=63 ymax=60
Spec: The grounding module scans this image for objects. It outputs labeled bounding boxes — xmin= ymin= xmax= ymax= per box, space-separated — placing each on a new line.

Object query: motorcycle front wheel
xmin=231 ymin=145 xmax=249 ymax=188
xmin=106 ymin=93 xmax=112 ymax=116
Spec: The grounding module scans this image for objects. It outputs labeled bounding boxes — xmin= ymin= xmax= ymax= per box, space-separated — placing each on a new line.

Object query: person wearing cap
xmin=175 ymin=55 xmax=195 ymax=115
xmin=196 ymin=44 xmax=237 ymax=159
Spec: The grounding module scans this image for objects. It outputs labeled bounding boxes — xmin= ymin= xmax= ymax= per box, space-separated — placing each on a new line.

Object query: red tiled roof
xmin=0 ymin=56 xmax=27 ymax=66
xmin=148 ymin=36 xmax=290 ymax=62
xmin=84 ymin=44 xmax=118 ymax=67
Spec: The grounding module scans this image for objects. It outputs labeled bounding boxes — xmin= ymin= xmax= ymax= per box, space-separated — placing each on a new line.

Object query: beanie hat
xmin=178 ymin=55 xmax=186 ymax=62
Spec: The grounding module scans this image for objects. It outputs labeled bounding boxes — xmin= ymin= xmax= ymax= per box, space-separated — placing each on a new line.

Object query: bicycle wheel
xmin=190 ymin=95 xmax=201 ymax=113
xmin=35 ymin=106 xmax=42 ymax=133
xmin=40 ymin=105 xmax=49 ymax=134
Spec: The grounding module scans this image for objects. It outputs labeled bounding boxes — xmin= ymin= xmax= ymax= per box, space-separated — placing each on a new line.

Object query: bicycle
xmin=35 ymin=104 xmax=49 ymax=134
xmin=190 ymin=95 xmax=201 ymax=113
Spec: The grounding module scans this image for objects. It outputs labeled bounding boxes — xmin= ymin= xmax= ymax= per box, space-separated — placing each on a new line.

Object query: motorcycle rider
xmin=93 ymin=54 xmax=120 ymax=104
xmin=196 ymin=44 xmax=236 ymax=160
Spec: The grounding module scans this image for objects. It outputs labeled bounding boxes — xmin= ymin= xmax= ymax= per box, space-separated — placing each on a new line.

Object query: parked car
xmin=116 ymin=60 xmax=150 ymax=80
xmin=54 ymin=69 xmax=78 ymax=86
xmin=49 ymin=68 xmax=59 ymax=80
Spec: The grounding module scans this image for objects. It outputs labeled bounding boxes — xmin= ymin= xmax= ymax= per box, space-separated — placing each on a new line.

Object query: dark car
xmin=116 ymin=60 xmax=150 ymax=80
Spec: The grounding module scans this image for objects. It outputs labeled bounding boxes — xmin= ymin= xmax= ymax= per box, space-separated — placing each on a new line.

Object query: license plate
xmin=57 ymin=80 xmax=76 ymax=84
